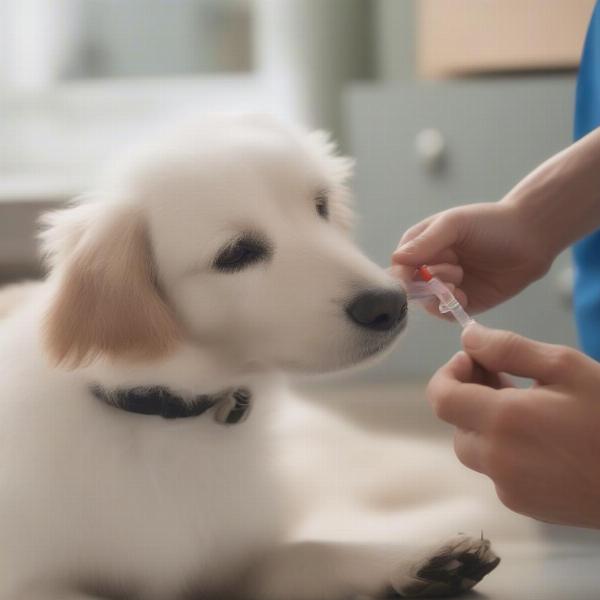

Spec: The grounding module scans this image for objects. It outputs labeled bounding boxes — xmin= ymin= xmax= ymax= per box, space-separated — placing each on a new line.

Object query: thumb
xmin=461 ymin=323 xmax=559 ymax=383
xmin=392 ymin=215 xmax=459 ymax=266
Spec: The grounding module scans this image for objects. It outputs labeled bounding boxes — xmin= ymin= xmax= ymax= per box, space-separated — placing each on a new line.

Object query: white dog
xmin=0 ymin=114 xmax=500 ymax=600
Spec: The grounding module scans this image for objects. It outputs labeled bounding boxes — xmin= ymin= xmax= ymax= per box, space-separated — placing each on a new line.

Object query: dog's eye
xmin=315 ymin=192 xmax=329 ymax=219
xmin=214 ymin=236 xmax=271 ymax=273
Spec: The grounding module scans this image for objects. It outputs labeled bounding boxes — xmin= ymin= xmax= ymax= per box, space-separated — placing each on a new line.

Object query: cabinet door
xmin=418 ymin=0 xmax=594 ymax=78
xmin=345 ymin=77 xmax=577 ymax=379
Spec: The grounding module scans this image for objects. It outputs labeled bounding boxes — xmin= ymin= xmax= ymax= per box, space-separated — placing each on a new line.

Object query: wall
xmin=373 ymin=0 xmax=416 ymax=82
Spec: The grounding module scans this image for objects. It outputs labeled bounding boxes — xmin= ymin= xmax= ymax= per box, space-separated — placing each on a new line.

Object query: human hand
xmin=391 ymin=202 xmax=555 ymax=317
xmin=427 ymin=323 xmax=600 ymax=529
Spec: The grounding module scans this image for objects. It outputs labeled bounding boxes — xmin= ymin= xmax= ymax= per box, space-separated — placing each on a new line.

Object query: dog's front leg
xmin=13 ymin=593 xmax=107 ymax=600
xmin=7 ymin=585 xmax=113 ymax=600
xmin=240 ymin=540 xmax=397 ymax=600
xmin=240 ymin=535 xmax=499 ymax=600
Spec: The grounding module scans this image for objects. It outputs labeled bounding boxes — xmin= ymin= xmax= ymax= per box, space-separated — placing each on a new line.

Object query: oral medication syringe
xmin=407 ymin=265 xmax=475 ymax=328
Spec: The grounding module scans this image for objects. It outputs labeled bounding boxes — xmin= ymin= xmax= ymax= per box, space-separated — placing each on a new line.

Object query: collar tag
xmin=214 ymin=388 xmax=252 ymax=425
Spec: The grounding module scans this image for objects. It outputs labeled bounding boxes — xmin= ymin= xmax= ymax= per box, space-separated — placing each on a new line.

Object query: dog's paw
xmin=388 ymin=534 xmax=500 ymax=598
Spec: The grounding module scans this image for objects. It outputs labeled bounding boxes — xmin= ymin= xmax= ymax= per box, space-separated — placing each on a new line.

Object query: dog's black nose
xmin=346 ymin=288 xmax=407 ymax=331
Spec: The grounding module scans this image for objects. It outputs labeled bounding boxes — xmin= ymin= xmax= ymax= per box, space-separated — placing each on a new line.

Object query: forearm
xmin=502 ymin=126 xmax=600 ymax=256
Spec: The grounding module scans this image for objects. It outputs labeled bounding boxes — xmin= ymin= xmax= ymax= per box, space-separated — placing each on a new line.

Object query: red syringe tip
xmin=418 ymin=265 xmax=433 ymax=282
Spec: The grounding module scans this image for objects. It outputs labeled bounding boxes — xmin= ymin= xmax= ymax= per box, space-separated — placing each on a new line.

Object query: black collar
xmin=90 ymin=385 xmax=252 ymax=424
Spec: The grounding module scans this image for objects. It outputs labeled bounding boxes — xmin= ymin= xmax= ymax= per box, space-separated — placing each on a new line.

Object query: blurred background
xmin=3 ymin=2 xmax=600 ymax=590
xmin=0 ymin=0 xmax=593 ymax=381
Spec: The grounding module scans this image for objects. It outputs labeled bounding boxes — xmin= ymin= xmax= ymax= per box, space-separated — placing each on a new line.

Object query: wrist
xmin=501 ymin=130 xmax=600 ymax=256
xmin=498 ymin=192 xmax=559 ymax=273
xmin=500 ymin=183 xmax=567 ymax=262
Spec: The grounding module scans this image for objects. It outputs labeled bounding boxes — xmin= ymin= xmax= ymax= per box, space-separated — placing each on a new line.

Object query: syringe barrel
xmin=430 ymin=277 xmax=475 ymax=328
xmin=448 ymin=304 xmax=475 ymax=328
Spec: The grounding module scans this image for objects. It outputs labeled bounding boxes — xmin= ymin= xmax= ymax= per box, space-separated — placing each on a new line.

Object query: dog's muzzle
xmin=345 ymin=288 xmax=407 ymax=332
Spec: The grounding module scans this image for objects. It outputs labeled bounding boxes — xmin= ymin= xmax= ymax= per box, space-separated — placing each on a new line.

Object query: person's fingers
xmin=395 ymin=219 xmax=460 ymax=266
xmin=392 ymin=251 xmax=460 ymax=273
xmin=426 ymin=351 xmax=500 ymax=431
xmin=420 ymin=286 xmax=468 ymax=321
xmin=389 ymin=255 xmax=461 ymax=284
xmin=425 ymin=263 xmax=464 ymax=287
xmin=495 ymin=372 xmax=517 ymax=389
xmin=472 ymin=363 xmax=515 ymax=390
xmin=387 ymin=264 xmax=415 ymax=287
xmin=434 ymin=248 xmax=460 ymax=265
xmin=396 ymin=216 xmax=435 ymax=248
xmin=392 ymin=213 xmax=461 ymax=266
xmin=419 ymin=295 xmax=446 ymax=318
xmin=388 ymin=265 xmax=466 ymax=322
xmin=454 ymin=429 xmax=487 ymax=474
xmin=462 ymin=324 xmax=581 ymax=384
xmin=451 ymin=287 xmax=468 ymax=308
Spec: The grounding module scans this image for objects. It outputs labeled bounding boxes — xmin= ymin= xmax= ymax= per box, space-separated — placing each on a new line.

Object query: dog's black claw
xmin=389 ymin=535 xmax=500 ymax=598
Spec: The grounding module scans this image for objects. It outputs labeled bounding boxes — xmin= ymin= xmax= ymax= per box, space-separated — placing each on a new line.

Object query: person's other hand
xmin=392 ymin=202 xmax=555 ymax=316
xmin=427 ymin=323 xmax=600 ymax=529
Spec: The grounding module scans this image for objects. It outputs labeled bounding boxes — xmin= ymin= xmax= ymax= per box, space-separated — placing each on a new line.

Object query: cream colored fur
xmin=0 ymin=115 xmax=536 ymax=600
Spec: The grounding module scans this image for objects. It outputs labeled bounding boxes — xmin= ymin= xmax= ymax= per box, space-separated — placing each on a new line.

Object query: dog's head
xmin=40 ymin=114 xmax=406 ymax=374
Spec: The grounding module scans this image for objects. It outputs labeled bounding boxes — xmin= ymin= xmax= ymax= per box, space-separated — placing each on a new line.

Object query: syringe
xmin=407 ymin=265 xmax=475 ymax=328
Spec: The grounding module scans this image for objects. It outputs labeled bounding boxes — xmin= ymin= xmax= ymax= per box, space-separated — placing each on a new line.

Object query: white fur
xmin=0 ymin=115 xmax=522 ymax=600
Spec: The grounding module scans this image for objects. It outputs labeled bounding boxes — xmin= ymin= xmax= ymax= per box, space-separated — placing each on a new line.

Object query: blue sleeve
xmin=573 ymin=0 xmax=600 ymax=360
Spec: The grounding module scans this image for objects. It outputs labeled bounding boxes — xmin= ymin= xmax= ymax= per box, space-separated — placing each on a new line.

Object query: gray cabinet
xmin=345 ymin=77 xmax=578 ymax=379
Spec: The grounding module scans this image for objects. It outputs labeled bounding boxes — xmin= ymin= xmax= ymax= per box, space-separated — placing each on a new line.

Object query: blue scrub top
xmin=573 ymin=0 xmax=600 ymax=360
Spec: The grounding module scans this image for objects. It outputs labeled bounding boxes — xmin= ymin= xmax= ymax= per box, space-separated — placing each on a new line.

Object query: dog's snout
xmin=345 ymin=288 xmax=407 ymax=331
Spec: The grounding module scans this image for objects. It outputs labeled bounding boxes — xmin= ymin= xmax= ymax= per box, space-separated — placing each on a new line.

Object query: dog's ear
xmin=305 ymin=130 xmax=356 ymax=232
xmin=306 ymin=130 xmax=355 ymax=182
xmin=40 ymin=200 xmax=181 ymax=368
